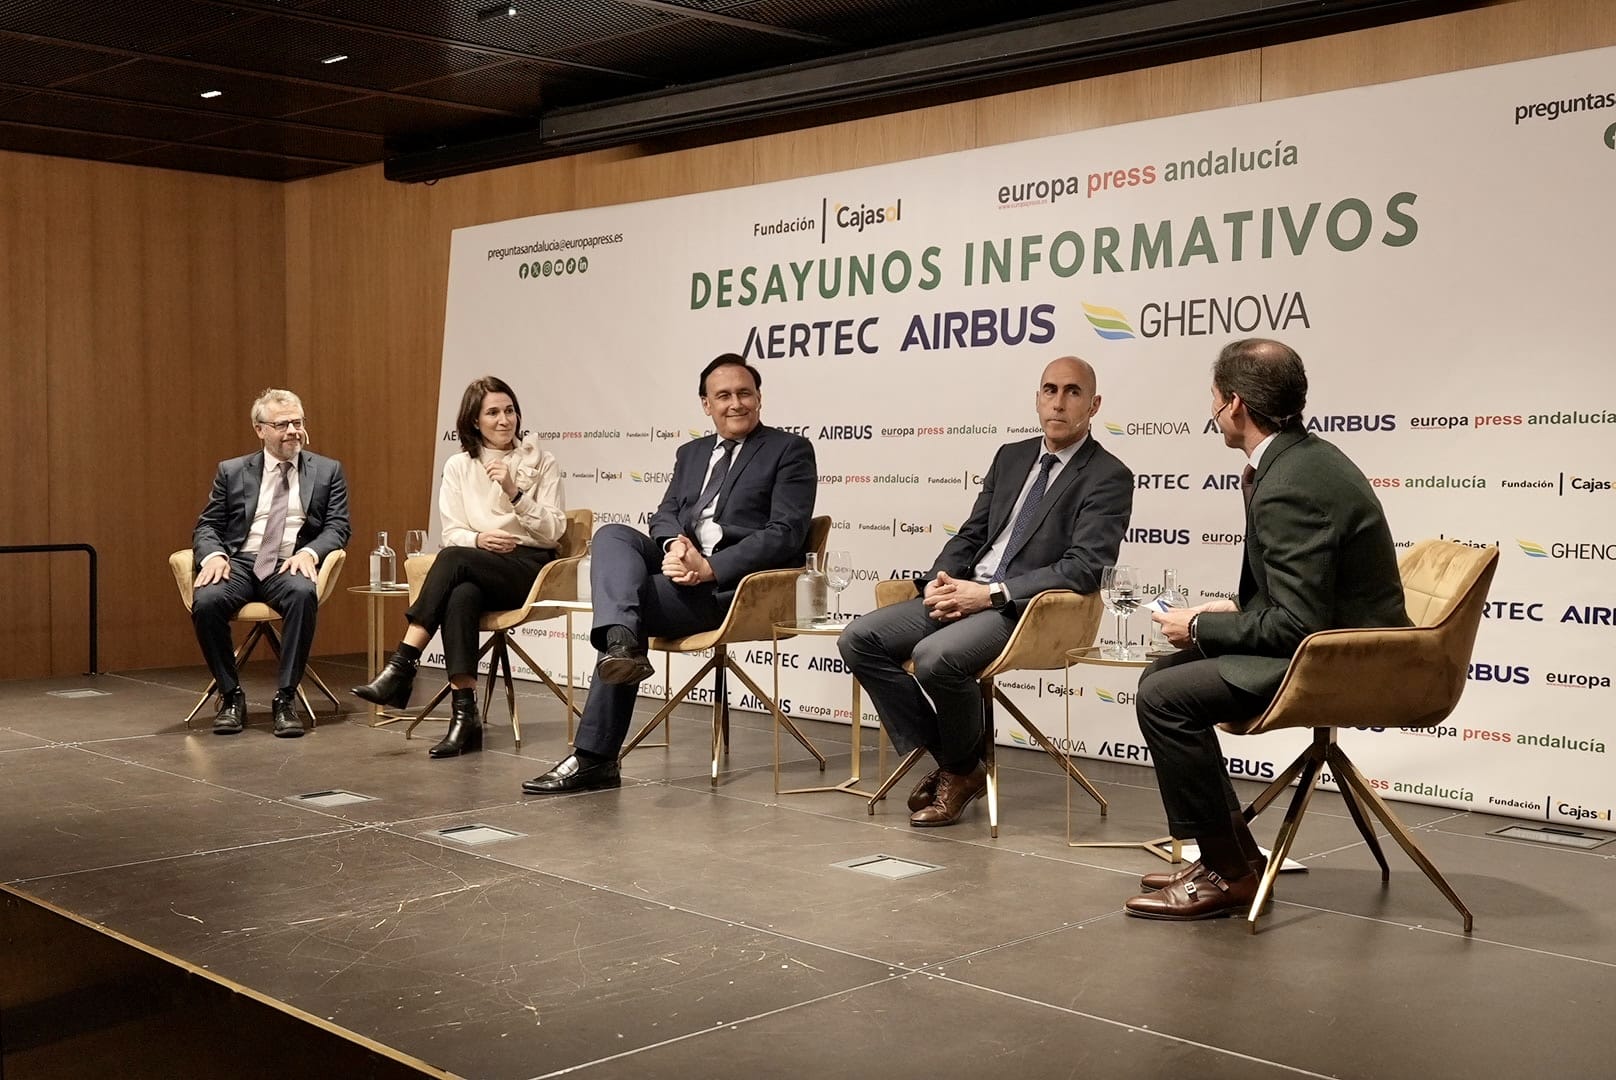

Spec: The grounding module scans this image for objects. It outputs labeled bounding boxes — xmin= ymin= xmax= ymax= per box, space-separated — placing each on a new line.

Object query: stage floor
xmin=2 ymin=655 xmax=1612 ymax=1079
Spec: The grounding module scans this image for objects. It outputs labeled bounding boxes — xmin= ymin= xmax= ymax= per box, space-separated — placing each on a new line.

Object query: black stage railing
xmin=0 ymin=543 xmax=98 ymax=674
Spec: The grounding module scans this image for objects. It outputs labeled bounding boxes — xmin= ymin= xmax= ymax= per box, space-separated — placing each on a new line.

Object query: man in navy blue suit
xmin=524 ymin=354 xmax=816 ymax=793
xmin=191 ymin=388 xmax=350 ymax=738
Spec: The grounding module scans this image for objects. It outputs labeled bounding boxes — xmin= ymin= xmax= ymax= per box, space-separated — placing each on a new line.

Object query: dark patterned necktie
xmin=991 ymin=453 xmax=1059 ymax=583
xmin=1241 ymin=464 xmax=1256 ymax=512
xmin=685 ymin=439 xmax=737 ymax=535
xmin=254 ymin=461 xmax=292 ymax=580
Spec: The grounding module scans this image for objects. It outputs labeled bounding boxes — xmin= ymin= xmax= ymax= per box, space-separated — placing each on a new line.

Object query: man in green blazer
xmin=1127 ymin=339 xmax=1409 ymax=921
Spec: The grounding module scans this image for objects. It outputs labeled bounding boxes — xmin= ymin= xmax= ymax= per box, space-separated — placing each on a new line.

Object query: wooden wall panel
xmin=0 ymin=153 xmax=55 ymax=679
xmin=0 ymin=150 xmax=284 ymax=678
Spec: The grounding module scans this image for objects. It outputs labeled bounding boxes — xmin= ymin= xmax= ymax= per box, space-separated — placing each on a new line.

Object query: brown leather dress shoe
xmin=1124 ymin=865 xmax=1260 ymax=921
xmin=907 ymin=768 xmax=941 ymax=813
xmin=909 ymin=762 xmax=986 ymax=827
xmin=1140 ymin=855 xmax=1266 ymax=892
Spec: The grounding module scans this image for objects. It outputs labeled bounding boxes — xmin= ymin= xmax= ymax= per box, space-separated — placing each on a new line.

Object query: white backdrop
xmin=423 ymin=45 xmax=1616 ymax=830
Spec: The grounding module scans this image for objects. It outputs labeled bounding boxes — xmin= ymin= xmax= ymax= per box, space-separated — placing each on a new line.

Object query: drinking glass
xmin=405 ymin=530 xmax=428 ymax=559
xmin=823 ymin=550 xmax=853 ymax=624
xmin=1100 ymin=564 xmax=1142 ymax=660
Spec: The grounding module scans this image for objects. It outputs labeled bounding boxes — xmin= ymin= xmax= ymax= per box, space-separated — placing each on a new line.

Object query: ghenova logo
xmin=1519 ymin=539 xmax=1549 ymax=559
xmin=517 ymin=256 xmax=589 ymax=279
xmin=1082 ymin=302 xmax=1136 ymax=340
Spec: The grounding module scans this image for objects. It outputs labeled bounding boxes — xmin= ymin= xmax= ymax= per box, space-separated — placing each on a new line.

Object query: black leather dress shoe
xmin=595 ymin=643 xmax=654 ymax=686
xmin=522 ymin=753 xmax=622 ymax=793
xmin=907 ymin=768 xmax=941 ymax=813
xmin=271 ymin=692 xmax=305 ymax=738
xmin=212 ymin=690 xmax=246 ymax=735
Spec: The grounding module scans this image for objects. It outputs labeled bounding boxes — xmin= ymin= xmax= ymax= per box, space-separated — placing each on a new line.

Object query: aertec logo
xmin=1081 ymin=302 xmax=1136 ymax=340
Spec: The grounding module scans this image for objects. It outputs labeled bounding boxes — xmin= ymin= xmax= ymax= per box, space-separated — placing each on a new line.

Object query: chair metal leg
xmin=981 ymin=682 xmax=999 ymax=838
xmin=498 ymin=636 xmax=521 ymax=748
xmin=1248 ymin=734 xmax=1328 ymax=933
xmin=709 ymin=654 xmax=727 ymax=786
xmin=479 ymin=640 xmax=501 ymax=725
xmin=994 ymin=688 xmax=1108 ymax=816
xmin=867 ymin=747 xmax=927 ymax=815
xmin=1328 ymin=742 xmax=1473 ymax=933
xmin=724 ymin=659 xmax=825 ymax=768
xmin=621 ymin=655 xmax=717 ymax=757
xmin=302 ymin=664 xmax=342 ymax=711
xmin=506 ymin=638 xmax=585 ymax=728
xmin=1241 ymin=745 xmax=1313 ymax=822
xmin=1332 ymin=753 xmax=1391 ymax=880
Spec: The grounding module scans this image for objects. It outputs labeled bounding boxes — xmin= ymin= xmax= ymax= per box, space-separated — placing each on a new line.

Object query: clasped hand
xmin=662 ymin=536 xmax=713 ymax=586
xmin=923 ymin=571 xmax=992 ymax=621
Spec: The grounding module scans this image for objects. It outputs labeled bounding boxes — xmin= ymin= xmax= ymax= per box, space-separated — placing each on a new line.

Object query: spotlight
xmin=476 ymin=4 xmax=517 ymax=21
xmin=199 ymin=89 xmax=222 ymax=99
xmin=320 ymin=54 xmax=349 ymax=65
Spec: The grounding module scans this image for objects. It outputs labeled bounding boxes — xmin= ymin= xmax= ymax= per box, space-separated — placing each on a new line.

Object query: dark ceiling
xmin=0 ymin=0 xmax=1472 ymax=184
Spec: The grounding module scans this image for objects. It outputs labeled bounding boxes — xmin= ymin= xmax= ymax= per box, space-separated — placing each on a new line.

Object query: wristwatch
xmin=989 ymin=583 xmax=1009 ymax=610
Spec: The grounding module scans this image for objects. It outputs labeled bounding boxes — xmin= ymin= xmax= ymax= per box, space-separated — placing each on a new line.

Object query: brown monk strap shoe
xmin=1124 ymin=865 xmax=1261 ymax=921
xmin=907 ymin=768 xmax=942 ymax=813
xmin=1140 ymin=855 xmax=1266 ymax=892
xmin=909 ymin=762 xmax=986 ymax=827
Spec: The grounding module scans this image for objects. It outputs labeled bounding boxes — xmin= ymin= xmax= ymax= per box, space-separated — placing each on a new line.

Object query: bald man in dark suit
xmin=838 ymin=356 xmax=1134 ymax=827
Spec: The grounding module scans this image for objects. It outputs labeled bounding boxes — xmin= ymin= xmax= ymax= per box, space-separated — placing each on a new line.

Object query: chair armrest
xmin=535 ymin=555 xmax=585 ymax=603
xmin=717 ymin=567 xmax=802 ymax=642
xmin=314 ymin=549 xmax=346 ymax=605
xmin=404 ymin=553 xmax=436 ymax=604
xmin=875 ymin=577 xmax=921 ymax=609
xmin=1222 ymin=625 xmax=1463 ymax=736
xmin=983 ymin=590 xmax=1104 ymax=677
xmin=169 ymin=550 xmax=196 ymax=612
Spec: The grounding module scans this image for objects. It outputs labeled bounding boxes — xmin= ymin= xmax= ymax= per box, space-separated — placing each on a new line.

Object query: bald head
xmin=1036 ymin=355 xmax=1101 ymax=451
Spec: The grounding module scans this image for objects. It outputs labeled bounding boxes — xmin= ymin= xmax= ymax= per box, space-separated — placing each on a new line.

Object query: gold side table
xmin=525 ymin=599 xmax=592 ymax=742
xmin=348 ymin=584 xmax=413 ymax=723
xmin=1065 ymin=646 xmax=1183 ymax=864
xmin=770 ymin=620 xmax=889 ymax=799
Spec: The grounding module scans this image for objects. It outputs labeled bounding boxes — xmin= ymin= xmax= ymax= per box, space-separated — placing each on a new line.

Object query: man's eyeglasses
xmin=260 ymin=418 xmax=306 ymax=432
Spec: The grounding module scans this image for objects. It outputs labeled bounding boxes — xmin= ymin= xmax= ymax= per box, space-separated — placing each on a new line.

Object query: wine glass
xmin=823 ymin=550 xmax=853 ymax=625
xmin=1100 ymin=564 xmax=1142 ymax=660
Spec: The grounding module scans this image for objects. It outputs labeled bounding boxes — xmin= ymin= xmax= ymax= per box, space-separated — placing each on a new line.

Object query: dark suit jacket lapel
xmin=985 ymin=439 xmax=1040 ymax=541
xmin=1241 ymin=430 xmax=1307 ymax=602
xmin=999 ymin=438 xmax=1094 ymax=566
xmin=716 ymin=427 xmax=769 ymax=513
xmin=241 ymin=453 xmax=264 ymax=529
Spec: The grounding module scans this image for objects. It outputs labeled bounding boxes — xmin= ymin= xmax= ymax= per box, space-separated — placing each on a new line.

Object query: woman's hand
xmin=482 ymin=458 xmax=519 ymax=498
xmin=476 ymin=530 xmax=521 ymax=553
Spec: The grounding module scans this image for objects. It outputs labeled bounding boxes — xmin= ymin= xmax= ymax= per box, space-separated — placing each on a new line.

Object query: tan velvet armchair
xmin=168 ymin=548 xmax=347 ymax=728
xmin=861 ymin=578 xmax=1107 ymax=838
xmin=397 ymin=507 xmax=593 ymax=748
xmin=1222 ymin=538 xmax=1499 ymax=932
xmin=619 ymin=515 xmax=832 ymax=788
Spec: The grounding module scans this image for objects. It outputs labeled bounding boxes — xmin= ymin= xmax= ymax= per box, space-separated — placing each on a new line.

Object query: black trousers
xmin=192 ymin=552 xmax=320 ymax=695
xmin=1134 ymin=648 xmax=1272 ymax=838
xmin=404 ymin=545 xmax=553 ymax=678
xmin=573 ymin=524 xmax=725 ymax=757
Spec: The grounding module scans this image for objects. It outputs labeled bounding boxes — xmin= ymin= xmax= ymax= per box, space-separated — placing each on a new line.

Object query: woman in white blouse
xmin=353 ymin=376 xmax=566 ymax=757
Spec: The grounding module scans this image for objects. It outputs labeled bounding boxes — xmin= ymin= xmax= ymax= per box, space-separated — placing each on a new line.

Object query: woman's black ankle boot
xmin=352 ymin=652 xmax=417 ymax=709
xmin=430 ymin=688 xmax=483 ymax=758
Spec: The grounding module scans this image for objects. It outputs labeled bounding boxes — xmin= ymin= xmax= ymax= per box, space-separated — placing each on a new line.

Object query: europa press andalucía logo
xmin=1080 ymin=302 xmax=1136 ymax=340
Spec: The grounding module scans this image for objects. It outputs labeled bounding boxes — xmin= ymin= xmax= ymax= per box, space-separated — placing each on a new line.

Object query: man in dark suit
xmin=523 ymin=353 xmax=817 ymax=793
xmin=192 ymin=389 xmax=350 ymax=738
xmin=1127 ymin=338 xmax=1410 ymax=920
xmin=837 ymin=356 xmax=1133 ymax=826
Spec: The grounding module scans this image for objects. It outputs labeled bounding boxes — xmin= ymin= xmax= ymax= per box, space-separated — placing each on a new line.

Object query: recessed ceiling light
xmin=475 ymin=3 xmax=517 ymax=21
xmin=199 ymin=90 xmax=223 ymax=99
xmin=320 ymin=54 xmax=349 ymax=65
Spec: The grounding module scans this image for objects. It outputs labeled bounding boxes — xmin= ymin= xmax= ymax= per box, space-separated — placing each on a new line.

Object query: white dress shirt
xmin=972 ymin=436 xmax=1087 ymax=586
xmin=202 ymin=451 xmax=310 ymax=568
xmin=693 ymin=436 xmax=745 ymax=556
